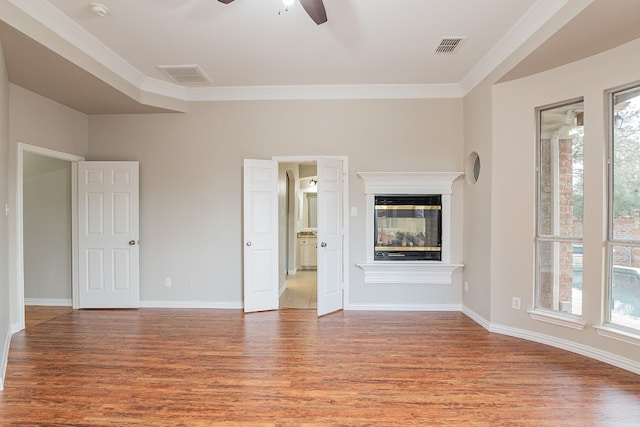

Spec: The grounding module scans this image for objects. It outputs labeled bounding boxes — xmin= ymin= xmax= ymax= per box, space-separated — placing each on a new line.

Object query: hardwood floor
xmin=24 ymin=305 xmax=73 ymax=328
xmin=2 ymin=309 xmax=640 ymax=426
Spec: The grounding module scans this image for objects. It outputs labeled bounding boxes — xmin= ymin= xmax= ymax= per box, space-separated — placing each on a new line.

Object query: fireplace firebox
xmin=374 ymin=195 xmax=442 ymax=261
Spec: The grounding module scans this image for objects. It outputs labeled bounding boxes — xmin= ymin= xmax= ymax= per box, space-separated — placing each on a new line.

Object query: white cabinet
xmin=298 ymin=235 xmax=317 ymax=269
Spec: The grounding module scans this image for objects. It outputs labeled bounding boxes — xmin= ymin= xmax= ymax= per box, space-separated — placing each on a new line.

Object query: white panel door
xmin=243 ymin=159 xmax=279 ymax=313
xmin=317 ymin=158 xmax=343 ymax=316
xmin=78 ymin=161 xmax=139 ymax=308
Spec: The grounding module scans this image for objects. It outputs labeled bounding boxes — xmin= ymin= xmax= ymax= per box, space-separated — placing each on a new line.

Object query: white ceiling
xmin=47 ymin=0 xmax=537 ymax=87
xmin=1 ymin=0 xmax=639 ymax=113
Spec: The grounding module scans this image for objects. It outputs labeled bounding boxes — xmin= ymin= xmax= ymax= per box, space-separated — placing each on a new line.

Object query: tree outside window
xmin=609 ymin=87 xmax=640 ymax=331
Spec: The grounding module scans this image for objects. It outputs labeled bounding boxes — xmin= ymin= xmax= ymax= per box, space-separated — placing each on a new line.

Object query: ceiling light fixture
xmin=220 ymin=0 xmax=327 ymax=25
xmin=280 ymin=0 xmax=295 ymax=14
xmin=89 ymin=2 xmax=109 ymax=17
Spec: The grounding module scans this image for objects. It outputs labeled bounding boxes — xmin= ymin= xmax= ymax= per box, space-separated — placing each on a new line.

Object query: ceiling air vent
xmin=433 ymin=37 xmax=466 ymax=54
xmin=158 ymin=65 xmax=212 ymax=85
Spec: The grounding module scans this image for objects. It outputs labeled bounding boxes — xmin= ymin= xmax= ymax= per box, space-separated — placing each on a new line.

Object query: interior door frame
xmin=272 ymin=155 xmax=350 ymax=309
xmin=13 ymin=143 xmax=83 ymax=332
xmin=285 ymin=169 xmax=296 ymax=275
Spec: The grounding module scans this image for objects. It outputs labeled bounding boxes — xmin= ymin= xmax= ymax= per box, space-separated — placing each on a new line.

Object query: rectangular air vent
xmin=433 ymin=37 xmax=466 ymax=54
xmin=158 ymin=65 xmax=212 ymax=85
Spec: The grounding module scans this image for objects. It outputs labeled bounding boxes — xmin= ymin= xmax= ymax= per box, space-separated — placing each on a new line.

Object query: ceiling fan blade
xmin=299 ymin=0 xmax=327 ymax=25
xmin=218 ymin=0 xmax=234 ymax=4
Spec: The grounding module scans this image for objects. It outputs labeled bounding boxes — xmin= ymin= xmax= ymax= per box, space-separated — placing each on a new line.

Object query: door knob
xmin=321 ymin=242 xmax=327 ymax=247
xmin=246 ymin=241 xmax=252 ymax=246
xmin=129 ymin=240 xmax=139 ymax=246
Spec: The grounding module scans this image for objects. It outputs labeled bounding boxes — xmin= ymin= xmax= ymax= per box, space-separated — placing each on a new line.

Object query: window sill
xmin=594 ymin=325 xmax=640 ymax=347
xmin=527 ymin=309 xmax=587 ymax=330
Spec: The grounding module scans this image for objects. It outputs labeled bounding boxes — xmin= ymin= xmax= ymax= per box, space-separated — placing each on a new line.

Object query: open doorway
xmin=23 ymin=152 xmax=73 ymax=306
xmin=13 ymin=143 xmax=83 ymax=332
xmin=243 ymin=156 xmax=347 ymax=316
xmin=280 ymin=163 xmax=318 ymax=309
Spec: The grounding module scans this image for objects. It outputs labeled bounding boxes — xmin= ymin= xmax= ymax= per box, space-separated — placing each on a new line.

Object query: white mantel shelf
xmin=357 ymin=171 xmax=464 ymax=286
xmin=356 ymin=262 xmax=463 ymax=285
xmin=357 ymin=172 xmax=462 ymax=195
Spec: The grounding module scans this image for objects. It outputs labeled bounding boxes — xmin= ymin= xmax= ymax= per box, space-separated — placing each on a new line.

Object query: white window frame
xmin=603 ymin=84 xmax=640 ymax=339
xmin=531 ymin=99 xmax=586 ymax=329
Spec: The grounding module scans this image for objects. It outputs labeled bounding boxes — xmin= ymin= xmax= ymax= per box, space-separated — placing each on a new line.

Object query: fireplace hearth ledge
xmin=356 ymin=262 xmax=463 ymax=285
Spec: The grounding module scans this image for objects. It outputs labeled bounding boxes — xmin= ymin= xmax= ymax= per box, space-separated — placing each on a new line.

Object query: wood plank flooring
xmin=24 ymin=305 xmax=73 ymax=328
xmin=2 ymin=309 xmax=640 ymax=426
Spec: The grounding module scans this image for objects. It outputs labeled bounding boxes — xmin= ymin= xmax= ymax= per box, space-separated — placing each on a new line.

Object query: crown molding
xmin=185 ymin=83 xmax=463 ymax=101
xmin=138 ymin=77 xmax=189 ymax=100
xmin=6 ymin=0 xmax=465 ymax=102
xmin=459 ymin=0 xmax=583 ymax=96
xmin=9 ymin=0 xmax=147 ymax=87
xmin=142 ymin=81 xmax=464 ymax=102
xmin=138 ymin=79 xmax=464 ymax=102
xmin=9 ymin=0 xmax=584 ymax=103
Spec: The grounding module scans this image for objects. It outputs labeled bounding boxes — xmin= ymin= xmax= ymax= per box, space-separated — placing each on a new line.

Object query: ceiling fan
xmin=217 ymin=0 xmax=328 ymax=25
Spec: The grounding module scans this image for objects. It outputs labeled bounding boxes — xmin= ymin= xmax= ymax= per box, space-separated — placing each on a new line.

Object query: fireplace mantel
xmin=356 ymin=171 xmax=463 ymax=285
xmin=357 ymin=172 xmax=462 ymax=195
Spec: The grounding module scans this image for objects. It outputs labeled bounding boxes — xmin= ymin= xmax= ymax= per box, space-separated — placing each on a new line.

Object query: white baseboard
xmin=9 ymin=322 xmax=22 ymax=334
xmin=279 ymin=282 xmax=286 ymax=296
xmin=489 ymin=322 xmax=640 ymax=375
xmin=0 ymin=326 xmax=11 ymax=391
xmin=460 ymin=304 xmax=640 ymax=376
xmin=140 ymin=300 xmax=243 ymax=309
xmin=460 ymin=304 xmax=491 ymax=331
xmin=24 ymin=298 xmax=72 ymax=307
xmin=347 ymin=303 xmax=461 ymax=312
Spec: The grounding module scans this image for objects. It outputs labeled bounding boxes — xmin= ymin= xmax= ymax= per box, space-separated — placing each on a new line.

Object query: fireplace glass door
xmin=374 ymin=195 xmax=442 ymax=261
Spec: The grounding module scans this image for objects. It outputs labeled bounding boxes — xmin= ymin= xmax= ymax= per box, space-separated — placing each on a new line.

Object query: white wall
xmin=0 ymin=41 xmax=12 ymax=390
xmin=491 ymin=37 xmax=640 ymax=363
xmin=87 ymin=99 xmax=464 ymax=308
xmin=23 ymin=152 xmax=72 ymax=302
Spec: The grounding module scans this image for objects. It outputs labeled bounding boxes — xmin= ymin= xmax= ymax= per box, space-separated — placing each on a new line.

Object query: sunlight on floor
xmin=280 ymin=270 xmax=317 ymax=309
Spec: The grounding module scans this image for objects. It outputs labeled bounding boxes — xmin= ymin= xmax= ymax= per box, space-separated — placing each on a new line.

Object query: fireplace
xmin=356 ymin=172 xmax=463 ymax=285
xmin=374 ymin=195 xmax=442 ymax=261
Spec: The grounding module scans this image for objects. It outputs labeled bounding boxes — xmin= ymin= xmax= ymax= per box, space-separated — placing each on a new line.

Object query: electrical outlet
xmin=512 ymin=297 xmax=521 ymax=310
xmin=165 ymin=277 xmax=172 ymax=288
xmin=464 ymin=281 xmax=469 ymax=292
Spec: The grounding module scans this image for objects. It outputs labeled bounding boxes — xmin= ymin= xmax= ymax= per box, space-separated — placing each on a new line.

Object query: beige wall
xmin=462 ymin=80 xmax=494 ymax=321
xmin=7 ymin=84 xmax=88 ymax=328
xmin=491 ymin=37 xmax=640 ymax=362
xmin=87 ymin=99 xmax=465 ymax=307
xmin=0 ymin=42 xmax=11 ymax=389
xmin=23 ymin=152 xmax=72 ymax=301
xmin=278 ymin=162 xmax=300 ymax=287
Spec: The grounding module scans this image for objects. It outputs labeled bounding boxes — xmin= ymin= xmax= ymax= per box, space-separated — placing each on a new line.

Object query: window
xmin=536 ymin=99 xmax=584 ymax=317
xmin=607 ymin=85 xmax=640 ymax=332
